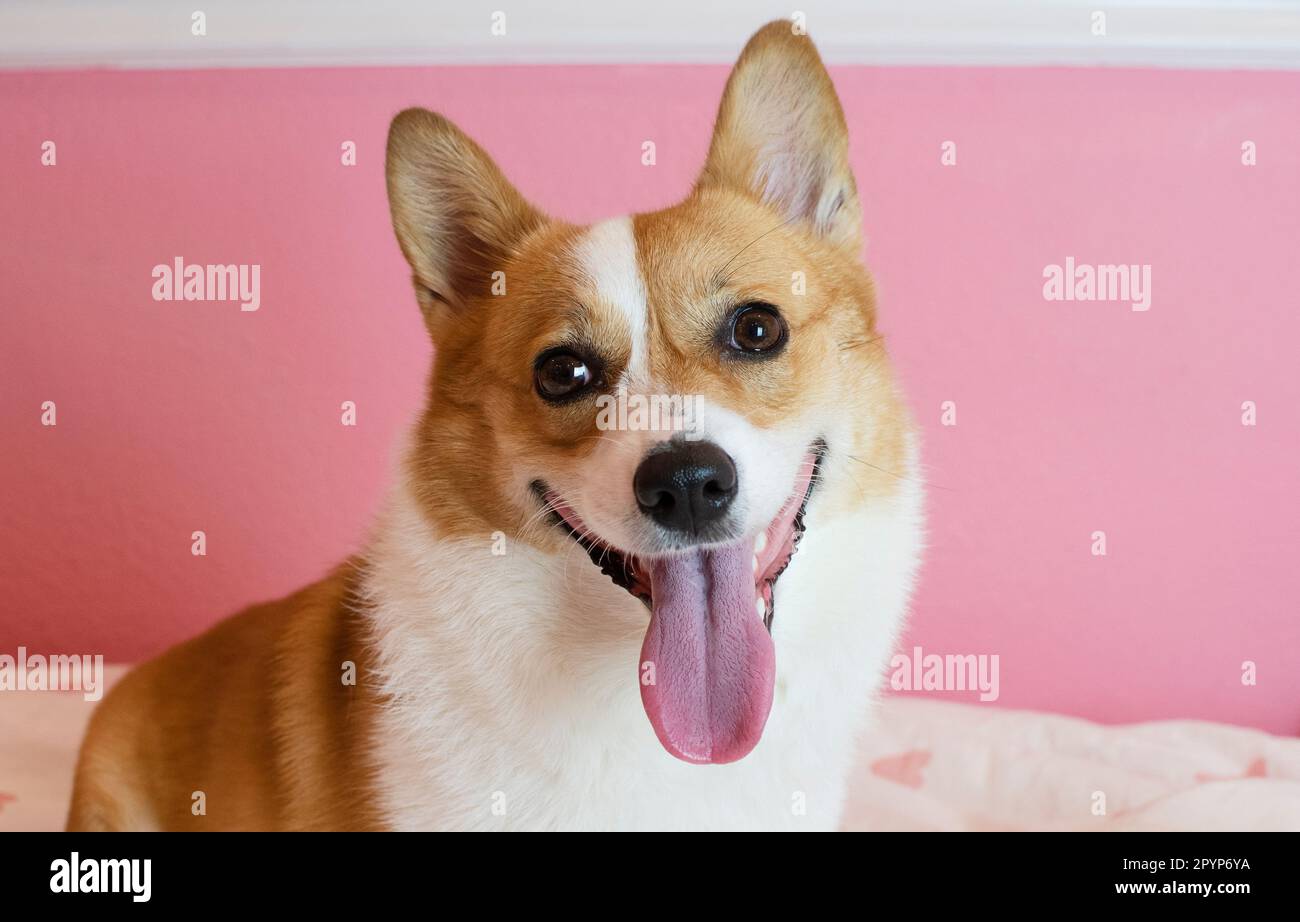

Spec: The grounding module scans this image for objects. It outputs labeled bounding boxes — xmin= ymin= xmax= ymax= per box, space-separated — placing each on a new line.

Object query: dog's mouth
xmin=531 ymin=441 xmax=825 ymax=764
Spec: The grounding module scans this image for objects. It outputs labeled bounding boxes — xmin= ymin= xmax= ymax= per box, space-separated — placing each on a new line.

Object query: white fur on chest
xmin=363 ymin=472 xmax=922 ymax=831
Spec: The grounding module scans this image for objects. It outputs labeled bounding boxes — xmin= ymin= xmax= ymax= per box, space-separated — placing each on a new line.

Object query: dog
xmin=67 ymin=20 xmax=922 ymax=832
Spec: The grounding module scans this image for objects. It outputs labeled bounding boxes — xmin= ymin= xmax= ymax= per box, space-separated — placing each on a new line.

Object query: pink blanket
xmin=3 ymin=668 xmax=1297 ymax=831
xmin=846 ymin=699 xmax=1300 ymax=831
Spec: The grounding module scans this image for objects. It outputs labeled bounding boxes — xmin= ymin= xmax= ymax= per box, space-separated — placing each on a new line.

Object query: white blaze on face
xmin=562 ymin=217 xmax=654 ymax=548
xmin=559 ymin=216 xmax=810 ymax=554
xmin=575 ymin=217 xmax=649 ymax=383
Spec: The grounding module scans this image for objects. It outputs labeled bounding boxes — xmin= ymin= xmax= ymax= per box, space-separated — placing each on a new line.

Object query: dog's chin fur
xmin=362 ymin=433 xmax=922 ymax=831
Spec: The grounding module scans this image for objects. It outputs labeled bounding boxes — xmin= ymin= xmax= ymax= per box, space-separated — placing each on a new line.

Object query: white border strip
xmin=3 ymin=0 xmax=1300 ymax=71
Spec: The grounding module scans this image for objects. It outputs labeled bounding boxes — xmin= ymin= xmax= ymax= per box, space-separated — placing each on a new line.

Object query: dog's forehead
xmin=633 ymin=193 xmax=778 ymax=279
xmin=563 ymin=201 xmax=792 ymax=353
xmin=560 ymin=196 xmax=778 ymax=300
xmin=500 ymin=198 xmax=807 ymax=394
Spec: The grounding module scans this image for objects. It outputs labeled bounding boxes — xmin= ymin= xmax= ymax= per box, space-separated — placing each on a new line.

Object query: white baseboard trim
xmin=3 ymin=0 xmax=1299 ymax=71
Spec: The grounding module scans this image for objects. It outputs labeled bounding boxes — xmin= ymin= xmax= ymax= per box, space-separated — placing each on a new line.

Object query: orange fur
xmin=67 ymin=563 xmax=383 ymax=831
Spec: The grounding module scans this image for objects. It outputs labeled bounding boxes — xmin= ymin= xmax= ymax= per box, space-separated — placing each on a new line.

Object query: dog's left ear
xmin=697 ymin=21 xmax=860 ymax=248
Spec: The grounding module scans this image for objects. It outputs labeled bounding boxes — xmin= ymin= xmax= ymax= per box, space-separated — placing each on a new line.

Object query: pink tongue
xmin=639 ymin=539 xmax=775 ymax=764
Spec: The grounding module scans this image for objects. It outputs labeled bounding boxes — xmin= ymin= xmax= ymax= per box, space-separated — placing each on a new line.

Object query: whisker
xmin=845 ymin=454 xmax=952 ymax=491
xmin=713 ymin=214 xmax=802 ymax=288
xmin=574 ymin=434 xmax=641 ymax=454
xmin=837 ymin=334 xmax=885 ymax=352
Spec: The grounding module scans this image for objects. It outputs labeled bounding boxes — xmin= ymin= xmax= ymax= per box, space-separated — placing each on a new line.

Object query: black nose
xmin=633 ymin=441 xmax=738 ymax=535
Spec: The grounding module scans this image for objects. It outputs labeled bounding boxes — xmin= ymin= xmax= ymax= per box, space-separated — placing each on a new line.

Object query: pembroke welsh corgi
xmin=67 ymin=20 xmax=922 ymax=832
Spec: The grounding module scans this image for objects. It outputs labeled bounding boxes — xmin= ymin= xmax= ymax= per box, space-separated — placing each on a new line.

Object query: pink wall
xmin=2 ymin=65 xmax=1297 ymax=733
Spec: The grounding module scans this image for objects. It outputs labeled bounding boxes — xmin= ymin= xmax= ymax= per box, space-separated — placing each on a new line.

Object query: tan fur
xmin=67 ymin=562 xmax=383 ymax=831
xmin=67 ymin=21 xmax=913 ymax=830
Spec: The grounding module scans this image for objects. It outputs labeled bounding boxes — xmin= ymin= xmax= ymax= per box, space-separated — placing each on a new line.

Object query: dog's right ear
xmin=385 ymin=108 xmax=544 ymax=336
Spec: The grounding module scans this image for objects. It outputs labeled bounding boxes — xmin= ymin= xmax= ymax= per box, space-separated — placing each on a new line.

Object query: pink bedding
xmin=3 ymin=667 xmax=1297 ymax=831
xmin=846 ymin=699 xmax=1300 ymax=831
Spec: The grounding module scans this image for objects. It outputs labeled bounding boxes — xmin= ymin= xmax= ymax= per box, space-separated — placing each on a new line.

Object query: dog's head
xmin=385 ymin=22 xmax=913 ymax=764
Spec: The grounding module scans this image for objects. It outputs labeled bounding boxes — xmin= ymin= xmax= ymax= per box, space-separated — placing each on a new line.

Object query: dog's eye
xmin=535 ymin=351 xmax=597 ymax=401
xmin=728 ymin=303 xmax=786 ymax=354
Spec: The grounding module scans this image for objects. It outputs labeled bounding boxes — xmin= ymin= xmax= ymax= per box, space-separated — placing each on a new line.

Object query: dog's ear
xmin=697 ymin=21 xmax=860 ymax=248
xmin=386 ymin=108 xmax=544 ymax=336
